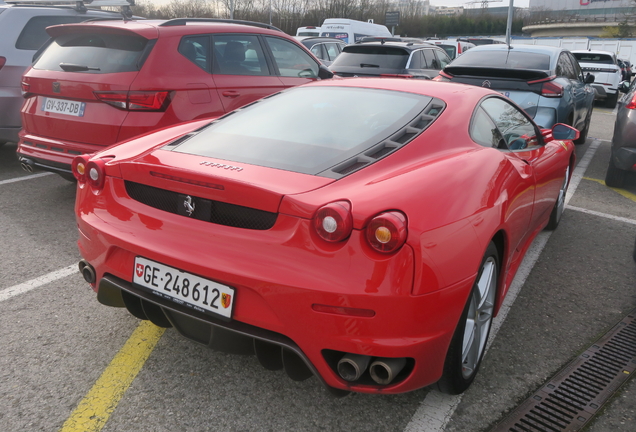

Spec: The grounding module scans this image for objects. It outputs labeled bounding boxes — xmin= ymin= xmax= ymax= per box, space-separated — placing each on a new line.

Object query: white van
xmin=320 ymin=18 xmax=391 ymax=44
xmin=296 ymin=26 xmax=321 ymax=37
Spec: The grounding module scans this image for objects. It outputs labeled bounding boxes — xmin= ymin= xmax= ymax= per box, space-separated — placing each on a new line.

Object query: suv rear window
xmin=334 ymin=46 xmax=410 ymax=69
xmin=33 ymin=33 xmax=149 ymax=73
xmin=572 ymin=53 xmax=614 ymax=64
xmin=171 ymin=86 xmax=433 ymax=175
xmin=16 ymin=16 xmax=90 ymax=50
xmin=451 ymin=50 xmax=551 ymax=70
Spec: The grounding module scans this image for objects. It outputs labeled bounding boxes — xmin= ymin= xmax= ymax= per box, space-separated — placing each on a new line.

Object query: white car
xmin=572 ymin=50 xmax=623 ymax=108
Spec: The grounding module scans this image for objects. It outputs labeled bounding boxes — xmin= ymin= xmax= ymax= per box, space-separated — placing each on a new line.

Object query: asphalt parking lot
xmin=0 ymin=105 xmax=634 ymax=432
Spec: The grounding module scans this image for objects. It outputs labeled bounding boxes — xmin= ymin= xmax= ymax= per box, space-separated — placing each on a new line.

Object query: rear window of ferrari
xmin=33 ymin=33 xmax=149 ymax=73
xmin=450 ymin=50 xmax=551 ymax=70
xmin=171 ymin=86 xmax=439 ymax=176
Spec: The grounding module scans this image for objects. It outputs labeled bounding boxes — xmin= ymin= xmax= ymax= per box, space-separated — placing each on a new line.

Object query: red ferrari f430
xmin=74 ymin=79 xmax=577 ymax=395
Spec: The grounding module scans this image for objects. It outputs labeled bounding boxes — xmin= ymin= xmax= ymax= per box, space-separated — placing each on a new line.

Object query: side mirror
xmin=318 ymin=64 xmax=334 ymax=80
xmin=584 ymin=73 xmax=595 ymax=84
xmin=619 ymin=81 xmax=631 ymax=93
xmin=552 ymin=123 xmax=580 ymax=141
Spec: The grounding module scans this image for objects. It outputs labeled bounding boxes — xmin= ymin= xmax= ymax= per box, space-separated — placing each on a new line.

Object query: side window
xmin=557 ymin=53 xmax=576 ymax=80
xmin=408 ymin=50 xmax=423 ymax=69
xmin=422 ymin=49 xmax=438 ymax=70
xmin=16 ymin=16 xmax=88 ymax=50
xmin=310 ymin=43 xmax=326 ymax=61
xmin=481 ymin=97 xmax=540 ymax=151
xmin=325 ymin=43 xmax=340 ymax=61
xmin=213 ymin=35 xmax=269 ymax=76
xmin=470 ymin=107 xmax=504 ymax=148
xmin=568 ymin=52 xmax=584 ymax=81
xmin=264 ymin=37 xmax=318 ymax=78
xmin=178 ymin=36 xmax=210 ymax=72
xmin=435 ymin=50 xmax=452 ymax=69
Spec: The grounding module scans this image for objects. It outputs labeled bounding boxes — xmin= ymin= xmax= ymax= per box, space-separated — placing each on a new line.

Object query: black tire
xmin=605 ymin=92 xmax=618 ymax=109
xmin=605 ymin=157 xmax=627 ymax=188
xmin=574 ymin=109 xmax=592 ymax=145
xmin=437 ymin=242 xmax=498 ymax=395
xmin=545 ymin=165 xmax=570 ymax=230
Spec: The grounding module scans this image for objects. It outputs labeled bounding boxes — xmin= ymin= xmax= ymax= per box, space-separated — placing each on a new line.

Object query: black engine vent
xmin=125 ymin=181 xmax=278 ymax=230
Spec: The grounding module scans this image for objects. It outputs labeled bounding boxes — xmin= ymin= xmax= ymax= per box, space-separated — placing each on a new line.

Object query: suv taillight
xmin=0 ymin=57 xmax=5 ymax=71
xmin=94 ymin=91 xmax=171 ymax=111
xmin=626 ymin=94 xmax=636 ymax=110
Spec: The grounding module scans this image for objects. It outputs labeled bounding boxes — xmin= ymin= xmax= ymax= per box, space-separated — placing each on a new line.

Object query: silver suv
xmin=0 ymin=0 xmax=129 ymax=145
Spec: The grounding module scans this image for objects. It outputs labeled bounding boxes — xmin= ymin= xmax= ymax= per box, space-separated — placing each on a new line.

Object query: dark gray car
xmin=605 ymin=79 xmax=636 ymax=187
xmin=328 ymin=41 xmax=451 ymax=80
xmin=439 ymin=44 xmax=596 ymax=142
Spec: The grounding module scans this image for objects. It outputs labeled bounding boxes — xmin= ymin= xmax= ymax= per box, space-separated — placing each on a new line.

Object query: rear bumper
xmin=76 ymin=176 xmax=474 ymax=394
xmin=16 ymin=131 xmax=108 ymax=173
xmin=612 ymin=146 xmax=636 ymax=171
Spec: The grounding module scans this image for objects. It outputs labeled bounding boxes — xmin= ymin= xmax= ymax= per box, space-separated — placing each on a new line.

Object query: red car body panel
xmin=75 ymin=79 xmax=575 ymax=393
xmin=18 ymin=20 xmax=322 ymax=174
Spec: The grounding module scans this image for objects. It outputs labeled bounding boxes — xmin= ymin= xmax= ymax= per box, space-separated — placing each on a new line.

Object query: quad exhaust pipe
xmin=20 ymin=158 xmax=35 ymax=173
xmin=78 ymin=259 xmax=96 ymax=284
xmin=336 ymin=353 xmax=407 ymax=385
xmin=369 ymin=357 xmax=407 ymax=385
xmin=337 ymin=354 xmax=371 ymax=382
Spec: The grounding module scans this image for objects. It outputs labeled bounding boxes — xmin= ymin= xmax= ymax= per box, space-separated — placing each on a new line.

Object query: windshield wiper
xmin=360 ymin=63 xmax=380 ymax=68
xmin=59 ymin=63 xmax=101 ymax=72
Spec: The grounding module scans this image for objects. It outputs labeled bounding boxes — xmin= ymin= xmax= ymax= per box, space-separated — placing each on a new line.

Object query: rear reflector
xmin=312 ymin=304 xmax=375 ymax=318
xmin=94 ymin=91 xmax=171 ymax=111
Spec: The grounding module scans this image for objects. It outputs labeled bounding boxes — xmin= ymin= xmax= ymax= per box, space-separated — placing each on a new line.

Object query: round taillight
xmin=366 ymin=211 xmax=407 ymax=253
xmin=85 ymin=159 xmax=106 ymax=191
xmin=71 ymin=155 xmax=89 ymax=182
xmin=313 ymin=201 xmax=353 ymax=242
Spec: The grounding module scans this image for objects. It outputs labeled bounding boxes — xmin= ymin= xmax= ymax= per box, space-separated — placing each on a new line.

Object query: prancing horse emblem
xmin=183 ymin=196 xmax=195 ymax=216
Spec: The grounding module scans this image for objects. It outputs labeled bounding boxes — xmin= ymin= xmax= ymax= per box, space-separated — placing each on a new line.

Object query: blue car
xmin=437 ymin=44 xmax=596 ymax=144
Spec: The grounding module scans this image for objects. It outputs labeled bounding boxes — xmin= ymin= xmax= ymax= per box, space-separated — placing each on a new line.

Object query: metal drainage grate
xmin=491 ymin=312 xmax=636 ymax=432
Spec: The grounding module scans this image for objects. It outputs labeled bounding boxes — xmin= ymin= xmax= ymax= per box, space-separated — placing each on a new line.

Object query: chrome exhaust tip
xmin=20 ymin=158 xmax=34 ymax=173
xmin=369 ymin=357 xmax=407 ymax=385
xmin=78 ymin=259 xmax=96 ymax=284
xmin=337 ymin=354 xmax=371 ymax=382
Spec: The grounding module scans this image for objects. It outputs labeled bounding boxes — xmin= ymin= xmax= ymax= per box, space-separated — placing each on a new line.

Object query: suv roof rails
xmin=5 ymin=0 xmax=134 ymax=18
xmin=159 ymin=18 xmax=282 ymax=32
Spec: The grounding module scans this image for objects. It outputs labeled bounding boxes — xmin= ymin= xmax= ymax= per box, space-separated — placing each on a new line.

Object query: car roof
xmin=45 ymin=18 xmax=287 ymax=39
xmin=572 ymin=49 xmax=615 ymax=56
xmin=306 ymin=77 xmax=500 ymax=106
xmin=346 ymin=41 xmax=440 ymax=51
xmin=466 ymin=44 xmax=565 ymax=57
xmin=300 ymin=37 xmax=345 ymax=44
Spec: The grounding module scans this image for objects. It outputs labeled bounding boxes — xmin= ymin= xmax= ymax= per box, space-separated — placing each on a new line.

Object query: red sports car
xmin=74 ymin=79 xmax=576 ymax=395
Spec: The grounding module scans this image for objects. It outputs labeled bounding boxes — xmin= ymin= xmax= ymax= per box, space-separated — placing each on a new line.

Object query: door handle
xmin=222 ymin=91 xmax=240 ymax=98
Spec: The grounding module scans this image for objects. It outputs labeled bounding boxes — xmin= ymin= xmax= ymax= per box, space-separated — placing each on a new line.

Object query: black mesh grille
xmin=125 ymin=181 xmax=278 ymax=230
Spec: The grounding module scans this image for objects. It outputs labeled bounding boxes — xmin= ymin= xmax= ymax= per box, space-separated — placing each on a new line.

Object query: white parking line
xmin=404 ymin=140 xmax=601 ymax=432
xmin=0 ymin=264 xmax=77 ymax=303
xmin=566 ymin=205 xmax=636 ymax=225
xmin=0 ymin=172 xmax=54 ymax=186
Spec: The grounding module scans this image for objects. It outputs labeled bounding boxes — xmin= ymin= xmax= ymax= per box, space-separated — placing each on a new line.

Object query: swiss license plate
xmin=41 ymin=97 xmax=86 ymax=117
xmin=133 ymin=256 xmax=235 ymax=320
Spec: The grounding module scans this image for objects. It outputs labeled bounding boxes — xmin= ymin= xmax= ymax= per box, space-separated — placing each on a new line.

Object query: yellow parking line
xmin=60 ymin=321 xmax=165 ymax=432
xmin=583 ymin=177 xmax=636 ymax=202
